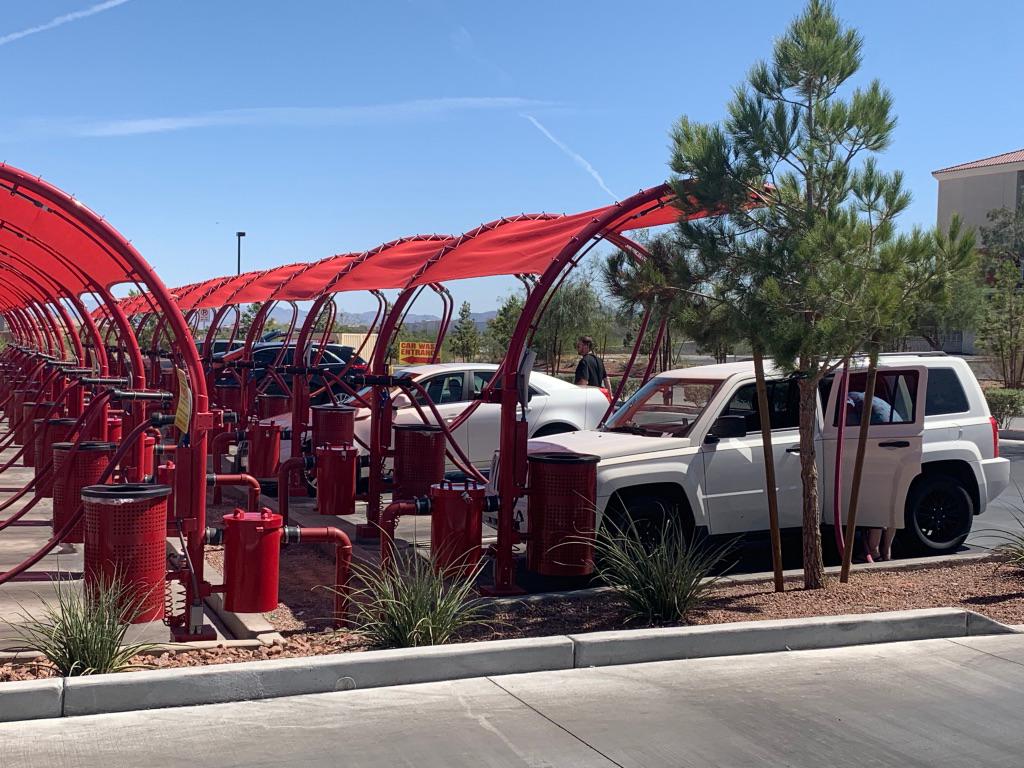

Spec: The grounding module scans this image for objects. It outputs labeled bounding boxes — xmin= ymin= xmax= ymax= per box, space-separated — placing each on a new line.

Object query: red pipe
xmin=276 ymin=456 xmax=309 ymax=526
xmin=288 ymin=526 xmax=352 ymax=627
xmin=379 ymin=500 xmax=419 ymax=568
xmin=209 ymin=473 xmax=261 ymax=513
xmin=210 ymin=429 xmax=242 ymax=504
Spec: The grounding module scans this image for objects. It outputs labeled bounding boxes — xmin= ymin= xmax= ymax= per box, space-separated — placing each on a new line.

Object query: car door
xmin=820 ymin=365 xmax=927 ymax=529
xmin=701 ymin=378 xmax=808 ymax=534
xmin=464 ymin=370 xmax=504 ymax=465
xmin=393 ymin=370 xmax=472 ymax=463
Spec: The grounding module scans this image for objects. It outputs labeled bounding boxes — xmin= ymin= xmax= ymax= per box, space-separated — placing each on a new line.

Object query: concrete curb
xmin=0 ymin=607 xmax=1016 ymax=722
xmin=0 ymin=678 xmax=62 ymax=722
xmin=570 ymin=608 xmax=1014 ymax=669
xmin=61 ymin=635 xmax=573 ymax=717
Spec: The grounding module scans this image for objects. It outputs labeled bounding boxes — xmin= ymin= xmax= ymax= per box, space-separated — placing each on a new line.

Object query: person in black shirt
xmin=574 ymin=335 xmax=609 ymax=389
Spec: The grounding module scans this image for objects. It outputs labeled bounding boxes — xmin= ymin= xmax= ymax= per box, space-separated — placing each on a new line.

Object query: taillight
xmin=598 ymin=386 xmax=612 ymax=404
xmin=990 ymin=416 xmax=1000 ymax=458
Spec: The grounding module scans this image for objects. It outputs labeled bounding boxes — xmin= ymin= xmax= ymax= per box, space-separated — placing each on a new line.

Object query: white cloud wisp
xmin=0 ymin=0 xmax=134 ymax=48
xmin=522 ymin=114 xmax=618 ymax=201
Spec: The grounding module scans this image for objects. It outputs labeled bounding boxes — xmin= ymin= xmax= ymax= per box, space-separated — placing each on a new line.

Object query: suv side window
xmin=924 ymin=368 xmax=969 ymax=415
xmin=837 ymin=370 xmax=919 ymax=426
xmin=416 ymin=373 xmax=467 ymax=405
xmin=721 ymin=379 xmax=800 ymax=433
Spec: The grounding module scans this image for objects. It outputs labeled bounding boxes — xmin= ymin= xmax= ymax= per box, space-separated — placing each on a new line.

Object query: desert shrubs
xmin=591 ymin=520 xmax=735 ymax=625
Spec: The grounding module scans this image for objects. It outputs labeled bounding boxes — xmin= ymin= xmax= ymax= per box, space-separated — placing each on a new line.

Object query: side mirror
xmin=706 ymin=415 xmax=747 ymax=442
xmin=392 ymin=393 xmax=412 ymax=410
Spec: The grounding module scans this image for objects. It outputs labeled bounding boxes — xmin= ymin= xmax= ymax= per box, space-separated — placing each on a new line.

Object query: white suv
xmin=526 ymin=354 xmax=1010 ymax=555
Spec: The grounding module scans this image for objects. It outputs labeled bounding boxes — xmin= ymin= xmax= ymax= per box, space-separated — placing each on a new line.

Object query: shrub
xmin=339 ymin=553 xmax=487 ymax=648
xmin=590 ymin=520 xmax=735 ymax=626
xmin=985 ymin=388 xmax=1024 ymax=429
xmin=5 ymin=574 xmax=157 ymax=676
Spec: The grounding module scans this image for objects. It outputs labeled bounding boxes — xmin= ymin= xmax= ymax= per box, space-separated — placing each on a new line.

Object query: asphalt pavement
xmin=4 ymin=634 xmax=1024 ymax=767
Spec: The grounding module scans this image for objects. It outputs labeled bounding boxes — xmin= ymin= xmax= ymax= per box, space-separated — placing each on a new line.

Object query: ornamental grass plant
xmin=5 ymin=573 xmax=156 ymax=677
xmin=338 ymin=551 xmax=488 ymax=648
xmin=590 ymin=519 xmax=736 ymax=626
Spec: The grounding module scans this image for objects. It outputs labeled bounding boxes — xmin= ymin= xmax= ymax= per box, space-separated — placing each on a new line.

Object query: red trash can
xmin=53 ymin=441 xmax=116 ymax=543
xmin=393 ymin=424 xmax=445 ymax=501
xmin=311 ymin=404 xmax=355 ymax=449
xmin=82 ymin=483 xmax=170 ymax=623
xmin=526 ymin=452 xmax=600 ymax=577
xmin=34 ymin=417 xmax=78 ymax=497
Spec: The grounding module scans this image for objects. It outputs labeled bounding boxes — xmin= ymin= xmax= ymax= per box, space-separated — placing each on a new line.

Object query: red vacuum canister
xmin=247 ymin=421 xmax=282 ymax=478
xmin=526 ymin=452 xmax=600 ymax=577
xmin=315 ymin=444 xmax=357 ymax=516
xmin=82 ymin=483 xmax=172 ymax=623
xmin=311 ymin=404 xmax=355 ymax=449
xmin=392 ymin=424 xmax=445 ymax=500
xmin=106 ymin=412 xmax=123 ymax=444
xmin=34 ymin=417 xmax=78 ymax=497
xmin=222 ymin=508 xmax=283 ymax=613
xmin=257 ymin=393 xmax=291 ymax=420
xmin=214 ymin=382 xmax=242 ymax=414
xmin=430 ymin=481 xmax=485 ymax=575
xmin=52 ymin=441 xmax=116 ymax=543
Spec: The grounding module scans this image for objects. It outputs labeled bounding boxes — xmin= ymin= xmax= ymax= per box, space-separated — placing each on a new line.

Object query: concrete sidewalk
xmin=5 ymin=633 xmax=1024 ymax=767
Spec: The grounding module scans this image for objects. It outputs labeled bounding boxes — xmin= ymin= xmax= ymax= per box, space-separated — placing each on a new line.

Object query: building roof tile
xmin=934 ymin=148 xmax=1024 ymax=174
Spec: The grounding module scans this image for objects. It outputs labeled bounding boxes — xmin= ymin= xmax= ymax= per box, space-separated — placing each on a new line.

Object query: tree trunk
xmin=840 ymin=347 xmax=879 ymax=583
xmin=798 ymin=376 xmax=826 ymax=589
xmin=753 ymin=348 xmax=784 ymax=592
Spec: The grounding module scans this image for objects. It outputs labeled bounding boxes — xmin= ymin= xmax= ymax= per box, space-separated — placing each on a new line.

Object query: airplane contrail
xmin=0 ymin=0 xmax=134 ymax=48
xmin=522 ymin=114 xmax=618 ymax=200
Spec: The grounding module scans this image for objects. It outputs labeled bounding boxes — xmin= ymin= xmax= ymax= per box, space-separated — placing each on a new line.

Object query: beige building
xmin=933 ymin=148 xmax=1024 ymax=232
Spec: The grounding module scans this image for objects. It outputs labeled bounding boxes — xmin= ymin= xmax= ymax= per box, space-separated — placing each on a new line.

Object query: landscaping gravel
xmin=3 ymin=556 xmax=1022 ymax=682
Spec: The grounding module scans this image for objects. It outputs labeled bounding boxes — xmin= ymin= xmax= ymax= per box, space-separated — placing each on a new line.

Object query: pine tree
xmin=669 ymin=0 xmax=974 ymax=588
xmin=449 ymin=301 xmax=480 ymax=362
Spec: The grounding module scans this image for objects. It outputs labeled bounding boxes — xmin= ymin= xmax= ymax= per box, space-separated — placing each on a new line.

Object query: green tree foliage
xmin=483 ymin=292 xmax=523 ymax=362
xmin=669 ymin=0 xmax=974 ymax=588
xmin=533 ymin=275 xmax=608 ymax=374
xmin=978 ymin=203 xmax=1024 ymax=387
xmin=448 ymin=301 xmax=480 ymax=362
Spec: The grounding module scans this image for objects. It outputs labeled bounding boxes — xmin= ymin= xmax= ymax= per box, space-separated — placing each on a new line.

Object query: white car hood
xmin=527 ymin=429 xmax=691 ymax=461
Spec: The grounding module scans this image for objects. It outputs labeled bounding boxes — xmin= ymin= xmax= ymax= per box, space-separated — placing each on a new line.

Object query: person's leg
xmin=880 ymin=528 xmax=896 ymax=561
xmin=865 ymin=528 xmax=882 ymax=561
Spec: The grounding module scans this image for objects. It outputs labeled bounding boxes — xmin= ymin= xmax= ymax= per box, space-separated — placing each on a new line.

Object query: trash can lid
xmin=81 ymin=483 xmax=172 ymax=501
xmin=393 ymin=423 xmax=443 ymax=433
xmin=53 ymin=441 xmax=116 ymax=452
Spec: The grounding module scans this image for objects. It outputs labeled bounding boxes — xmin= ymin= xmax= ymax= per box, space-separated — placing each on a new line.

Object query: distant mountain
xmin=341 ymin=309 xmax=497 ymax=330
xmin=259 ymin=307 xmax=497 ymax=331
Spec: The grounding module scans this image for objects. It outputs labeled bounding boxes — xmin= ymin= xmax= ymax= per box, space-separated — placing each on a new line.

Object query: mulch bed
xmin=3 ymin=556 xmax=1023 ymax=683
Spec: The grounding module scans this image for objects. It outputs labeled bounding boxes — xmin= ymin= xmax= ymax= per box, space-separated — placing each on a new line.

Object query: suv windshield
xmin=605 ymin=376 xmax=721 ymax=437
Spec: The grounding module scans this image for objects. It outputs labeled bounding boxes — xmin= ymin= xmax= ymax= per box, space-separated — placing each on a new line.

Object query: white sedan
xmin=266 ymin=362 xmax=611 ymax=466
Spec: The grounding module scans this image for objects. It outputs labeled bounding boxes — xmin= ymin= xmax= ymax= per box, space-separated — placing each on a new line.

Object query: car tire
xmin=899 ymin=475 xmax=974 ymax=556
xmin=603 ymin=493 xmax=690 ymax=550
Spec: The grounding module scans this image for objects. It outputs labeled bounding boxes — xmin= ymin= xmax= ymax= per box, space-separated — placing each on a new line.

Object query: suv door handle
xmin=786 ymin=447 xmax=801 ymax=454
xmin=878 ymin=440 xmax=910 ymax=448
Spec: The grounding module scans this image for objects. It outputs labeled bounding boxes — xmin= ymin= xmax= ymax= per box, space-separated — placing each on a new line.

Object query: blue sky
xmin=2 ymin=0 xmax=1022 ymax=313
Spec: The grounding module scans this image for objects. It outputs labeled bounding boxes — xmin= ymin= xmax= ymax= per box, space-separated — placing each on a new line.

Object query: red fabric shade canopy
xmin=116 ymin=180 xmax=743 ymax=314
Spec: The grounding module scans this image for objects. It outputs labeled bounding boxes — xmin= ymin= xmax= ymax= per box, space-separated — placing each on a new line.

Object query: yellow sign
xmin=174 ymin=368 xmax=192 ymax=434
xmin=398 ymin=341 xmax=435 ymax=365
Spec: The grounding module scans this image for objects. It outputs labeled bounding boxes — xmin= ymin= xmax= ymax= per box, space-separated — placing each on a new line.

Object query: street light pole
xmin=236 ymin=231 xmax=246 ymax=275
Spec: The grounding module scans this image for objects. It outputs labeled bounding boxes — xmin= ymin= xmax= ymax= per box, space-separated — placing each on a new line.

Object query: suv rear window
xmin=924 ymin=367 xmax=969 ymax=415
